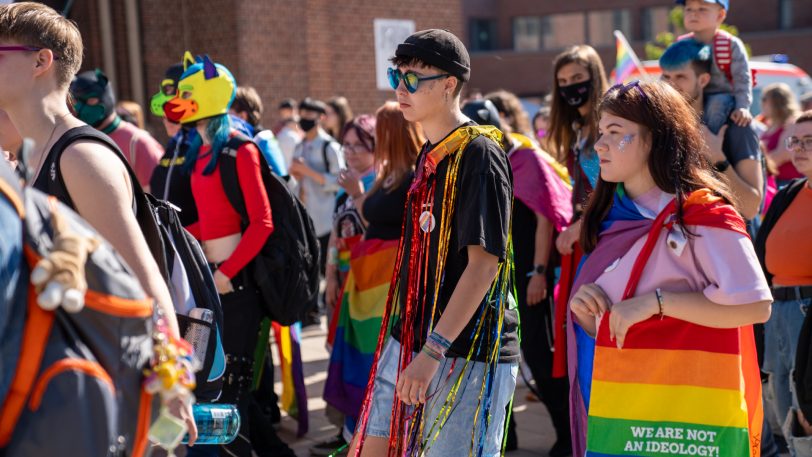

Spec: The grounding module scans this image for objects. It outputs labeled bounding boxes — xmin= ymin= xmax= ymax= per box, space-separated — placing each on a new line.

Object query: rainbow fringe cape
xmin=354 ymin=126 xmax=513 ymax=457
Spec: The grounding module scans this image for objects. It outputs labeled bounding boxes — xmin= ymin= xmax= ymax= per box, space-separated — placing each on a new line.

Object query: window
xmin=470 ymin=19 xmax=497 ymax=52
xmin=587 ymin=10 xmax=631 ymax=47
xmin=541 ymin=13 xmax=586 ymax=50
xmin=779 ymin=0 xmax=792 ymax=29
xmin=513 ymin=16 xmax=543 ymax=51
xmin=642 ymin=6 xmax=672 ymax=41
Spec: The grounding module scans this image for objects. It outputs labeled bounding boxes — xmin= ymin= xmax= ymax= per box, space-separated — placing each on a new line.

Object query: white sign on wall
xmin=374 ymin=18 xmax=416 ymax=91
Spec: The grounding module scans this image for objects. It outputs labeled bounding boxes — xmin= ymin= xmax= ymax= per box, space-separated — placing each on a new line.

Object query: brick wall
xmin=463 ymin=0 xmax=812 ymax=99
xmin=123 ymin=0 xmax=463 ymax=139
xmin=233 ymin=0 xmax=463 ymax=128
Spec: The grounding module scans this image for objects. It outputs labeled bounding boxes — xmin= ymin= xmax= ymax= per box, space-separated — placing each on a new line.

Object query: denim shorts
xmin=366 ymin=339 xmax=518 ymax=457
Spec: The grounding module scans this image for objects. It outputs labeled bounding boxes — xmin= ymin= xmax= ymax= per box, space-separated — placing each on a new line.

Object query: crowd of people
xmin=1 ymin=0 xmax=812 ymax=456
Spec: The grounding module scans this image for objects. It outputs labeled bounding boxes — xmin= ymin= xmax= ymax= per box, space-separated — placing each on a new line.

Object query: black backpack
xmin=29 ymin=126 xmax=225 ymax=400
xmin=218 ymin=134 xmax=321 ymax=325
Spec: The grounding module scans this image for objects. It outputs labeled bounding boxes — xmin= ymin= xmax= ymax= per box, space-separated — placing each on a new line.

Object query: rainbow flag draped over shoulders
xmin=324 ymin=238 xmax=399 ymax=434
xmin=581 ymin=189 xmax=762 ymax=457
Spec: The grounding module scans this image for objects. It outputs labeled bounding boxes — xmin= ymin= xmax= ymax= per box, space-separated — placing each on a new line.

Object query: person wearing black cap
xmin=351 ymin=29 xmax=518 ymax=457
xmin=290 ymin=97 xmax=345 ymax=326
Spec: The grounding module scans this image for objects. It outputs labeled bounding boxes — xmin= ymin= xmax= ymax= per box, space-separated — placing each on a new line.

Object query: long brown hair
xmin=580 ymin=80 xmax=736 ymax=253
xmin=484 ymin=90 xmax=532 ymax=136
xmin=371 ymin=101 xmax=423 ymax=193
xmin=327 ymin=96 xmax=354 ymax=140
xmin=547 ymin=45 xmax=609 ymax=163
xmin=762 ymin=82 xmax=801 ymax=127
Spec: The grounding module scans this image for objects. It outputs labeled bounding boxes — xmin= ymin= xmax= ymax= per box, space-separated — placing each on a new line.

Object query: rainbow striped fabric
xmin=272 ymin=321 xmax=308 ymax=437
xmin=324 ymin=238 xmax=399 ymax=434
xmin=614 ymin=30 xmax=645 ymax=84
xmin=583 ymin=189 xmax=763 ymax=457
xmin=586 ymin=315 xmax=762 ymax=456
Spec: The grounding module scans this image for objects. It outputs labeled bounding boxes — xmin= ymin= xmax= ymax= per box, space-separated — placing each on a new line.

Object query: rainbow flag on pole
xmin=614 ymin=30 xmax=647 ymax=83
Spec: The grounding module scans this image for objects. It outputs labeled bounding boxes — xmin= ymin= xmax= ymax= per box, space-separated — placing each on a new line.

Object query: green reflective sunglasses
xmin=387 ymin=67 xmax=451 ymax=93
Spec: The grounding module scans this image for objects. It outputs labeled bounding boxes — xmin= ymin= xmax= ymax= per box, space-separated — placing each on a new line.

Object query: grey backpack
xmin=0 ymin=159 xmax=159 ymax=457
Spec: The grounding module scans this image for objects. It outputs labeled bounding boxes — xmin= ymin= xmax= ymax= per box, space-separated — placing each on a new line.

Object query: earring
xmin=444 ymin=92 xmax=449 ymax=103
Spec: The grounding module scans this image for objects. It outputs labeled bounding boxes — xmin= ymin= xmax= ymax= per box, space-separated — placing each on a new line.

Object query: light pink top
xmin=108 ymin=121 xmax=163 ymax=188
xmin=593 ymin=187 xmax=772 ymax=308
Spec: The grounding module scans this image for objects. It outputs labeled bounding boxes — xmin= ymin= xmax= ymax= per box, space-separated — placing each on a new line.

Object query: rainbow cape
xmin=324 ymin=238 xmax=399 ymax=436
xmin=567 ymin=188 xmax=762 ymax=457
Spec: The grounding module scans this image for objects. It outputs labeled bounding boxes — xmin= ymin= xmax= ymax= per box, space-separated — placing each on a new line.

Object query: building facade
xmin=57 ymin=0 xmax=463 ymax=139
xmin=463 ymin=0 xmax=812 ymax=100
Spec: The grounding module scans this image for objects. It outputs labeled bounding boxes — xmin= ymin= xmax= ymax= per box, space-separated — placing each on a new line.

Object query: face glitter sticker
xmin=618 ymin=134 xmax=634 ymax=151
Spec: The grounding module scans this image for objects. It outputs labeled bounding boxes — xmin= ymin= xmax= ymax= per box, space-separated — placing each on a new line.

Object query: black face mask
xmin=559 ymin=80 xmax=592 ymax=108
xmin=299 ymin=118 xmax=317 ymax=132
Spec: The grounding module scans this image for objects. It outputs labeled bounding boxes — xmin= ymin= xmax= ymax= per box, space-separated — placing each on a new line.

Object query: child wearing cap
xmin=350 ymin=29 xmax=518 ymax=457
xmin=678 ymin=0 xmax=753 ymax=133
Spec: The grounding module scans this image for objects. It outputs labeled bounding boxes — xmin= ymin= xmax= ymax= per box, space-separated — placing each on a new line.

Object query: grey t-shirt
xmin=293 ymin=129 xmax=344 ymax=236
xmin=705 ymin=32 xmax=752 ymax=111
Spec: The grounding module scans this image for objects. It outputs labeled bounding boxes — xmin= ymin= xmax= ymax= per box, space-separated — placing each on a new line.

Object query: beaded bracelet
xmin=427 ymin=331 xmax=451 ymax=353
xmin=421 ymin=344 xmax=443 ymax=362
xmin=143 ymin=313 xmax=197 ymax=400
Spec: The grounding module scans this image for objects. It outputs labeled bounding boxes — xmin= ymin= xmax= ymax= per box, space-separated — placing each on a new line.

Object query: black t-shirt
xmin=390 ymin=125 xmax=519 ymax=363
xmin=149 ymin=129 xmax=199 ymax=228
xmin=512 ymin=198 xmax=537 ymax=296
xmin=720 ymin=121 xmax=760 ymax=167
xmin=362 ymin=172 xmax=412 ymax=241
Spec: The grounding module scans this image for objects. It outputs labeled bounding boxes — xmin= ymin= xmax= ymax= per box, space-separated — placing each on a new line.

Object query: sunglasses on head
xmin=0 ymin=45 xmax=61 ymax=60
xmin=607 ymin=80 xmax=648 ymax=100
xmin=387 ymin=67 xmax=451 ymax=94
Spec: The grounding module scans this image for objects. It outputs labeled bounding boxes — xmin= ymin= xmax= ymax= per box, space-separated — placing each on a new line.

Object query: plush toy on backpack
xmin=30 ymin=200 xmax=99 ymax=313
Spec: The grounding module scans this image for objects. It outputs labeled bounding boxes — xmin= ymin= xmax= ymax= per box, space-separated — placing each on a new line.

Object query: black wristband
xmin=527 ymin=264 xmax=546 ymax=277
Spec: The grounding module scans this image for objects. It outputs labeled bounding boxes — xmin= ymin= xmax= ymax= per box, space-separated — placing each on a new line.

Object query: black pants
xmin=507 ymin=271 xmax=570 ymax=445
xmin=214 ymin=272 xmax=293 ymax=457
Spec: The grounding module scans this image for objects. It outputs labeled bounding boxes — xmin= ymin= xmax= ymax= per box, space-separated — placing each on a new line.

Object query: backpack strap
xmin=219 ymin=134 xmax=258 ymax=228
xmin=713 ymin=30 xmax=734 ymax=84
xmin=0 ymin=155 xmax=25 ymax=217
xmin=32 ymin=126 xmax=169 ymax=282
xmin=322 ymin=139 xmax=338 ymax=175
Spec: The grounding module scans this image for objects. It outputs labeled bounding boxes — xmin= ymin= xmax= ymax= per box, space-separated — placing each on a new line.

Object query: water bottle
xmin=182 ymin=403 xmax=241 ymax=445
xmin=184 ymin=308 xmax=213 ymax=368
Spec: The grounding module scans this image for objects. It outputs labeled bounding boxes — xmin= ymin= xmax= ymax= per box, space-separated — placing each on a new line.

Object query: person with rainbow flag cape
xmin=567 ymin=79 xmax=773 ymax=457
xmin=349 ymin=29 xmax=518 ymax=457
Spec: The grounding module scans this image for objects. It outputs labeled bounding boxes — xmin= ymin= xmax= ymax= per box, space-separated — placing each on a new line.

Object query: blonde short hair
xmin=0 ymin=2 xmax=83 ymax=87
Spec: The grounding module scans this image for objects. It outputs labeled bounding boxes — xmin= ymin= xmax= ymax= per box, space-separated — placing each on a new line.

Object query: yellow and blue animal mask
xmin=163 ymin=52 xmax=236 ymax=124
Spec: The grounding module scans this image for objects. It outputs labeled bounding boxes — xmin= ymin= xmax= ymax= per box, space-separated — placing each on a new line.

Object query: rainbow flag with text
xmin=586 ymin=315 xmax=762 ymax=457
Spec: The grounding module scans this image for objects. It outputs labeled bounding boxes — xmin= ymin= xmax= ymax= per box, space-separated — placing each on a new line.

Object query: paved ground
xmin=273 ymin=320 xmax=558 ymax=457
